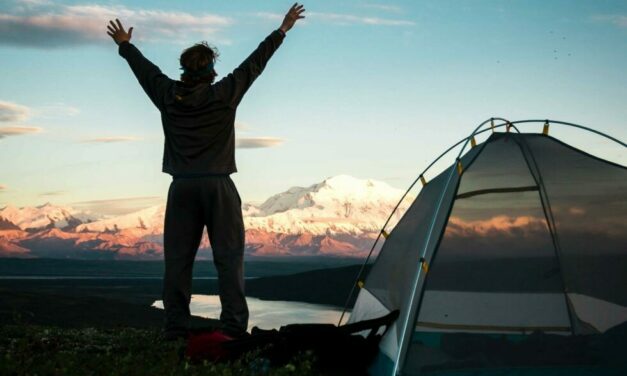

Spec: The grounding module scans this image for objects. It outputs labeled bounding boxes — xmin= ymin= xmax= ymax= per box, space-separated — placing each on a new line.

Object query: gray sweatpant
xmin=162 ymin=175 xmax=248 ymax=335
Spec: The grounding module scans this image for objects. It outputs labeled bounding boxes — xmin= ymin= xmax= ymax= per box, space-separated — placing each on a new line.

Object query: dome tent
xmin=344 ymin=119 xmax=627 ymax=375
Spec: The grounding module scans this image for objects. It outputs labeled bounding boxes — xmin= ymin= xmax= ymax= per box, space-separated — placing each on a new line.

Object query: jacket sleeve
xmin=213 ymin=30 xmax=285 ymax=108
xmin=118 ymin=41 xmax=173 ymax=111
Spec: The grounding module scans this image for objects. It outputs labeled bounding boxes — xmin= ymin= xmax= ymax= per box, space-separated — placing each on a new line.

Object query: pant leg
xmin=163 ymin=178 xmax=205 ymax=333
xmin=203 ymin=176 xmax=249 ymax=334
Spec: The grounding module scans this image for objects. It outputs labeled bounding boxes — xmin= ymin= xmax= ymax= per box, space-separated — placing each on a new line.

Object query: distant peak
xmin=324 ymin=174 xmax=359 ymax=183
xmin=320 ymin=175 xmax=382 ymax=190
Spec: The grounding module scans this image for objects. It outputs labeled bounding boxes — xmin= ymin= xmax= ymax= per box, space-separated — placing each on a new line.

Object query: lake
xmin=153 ymin=295 xmax=346 ymax=331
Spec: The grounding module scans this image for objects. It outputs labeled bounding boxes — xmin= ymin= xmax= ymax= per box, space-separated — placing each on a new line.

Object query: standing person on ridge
xmin=106 ymin=4 xmax=306 ymax=340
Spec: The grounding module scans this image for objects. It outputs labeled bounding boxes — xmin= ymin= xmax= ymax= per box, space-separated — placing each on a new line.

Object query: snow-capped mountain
xmin=0 ymin=175 xmax=413 ymax=259
xmin=0 ymin=203 xmax=99 ymax=231
xmin=76 ymin=204 xmax=165 ymax=235
xmin=244 ymin=175 xmax=409 ymax=236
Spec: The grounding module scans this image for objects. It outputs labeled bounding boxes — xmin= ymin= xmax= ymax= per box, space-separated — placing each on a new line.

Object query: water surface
xmin=153 ymin=295 xmax=345 ymax=331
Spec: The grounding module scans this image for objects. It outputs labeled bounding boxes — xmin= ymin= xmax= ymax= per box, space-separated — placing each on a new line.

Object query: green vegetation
xmin=0 ymin=324 xmax=317 ymax=376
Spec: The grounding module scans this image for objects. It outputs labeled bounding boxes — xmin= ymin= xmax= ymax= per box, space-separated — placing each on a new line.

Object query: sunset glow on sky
xmin=1 ymin=0 xmax=625 ymax=213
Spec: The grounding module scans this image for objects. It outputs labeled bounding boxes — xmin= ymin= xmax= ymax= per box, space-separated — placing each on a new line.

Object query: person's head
xmin=179 ymin=42 xmax=219 ymax=85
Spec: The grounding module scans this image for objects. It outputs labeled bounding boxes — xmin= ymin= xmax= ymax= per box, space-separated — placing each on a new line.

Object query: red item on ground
xmin=185 ymin=330 xmax=234 ymax=362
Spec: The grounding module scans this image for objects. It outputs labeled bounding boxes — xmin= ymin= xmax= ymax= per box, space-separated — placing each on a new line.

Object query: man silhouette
xmin=107 ymin=4 xmax=305 ymax=340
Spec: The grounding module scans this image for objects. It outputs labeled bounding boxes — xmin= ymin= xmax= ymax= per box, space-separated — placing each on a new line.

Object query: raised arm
xmin=213 ymin=4 xmax=305 ymax=108
xmin=107 ymin=19 xmax=173 ymax=111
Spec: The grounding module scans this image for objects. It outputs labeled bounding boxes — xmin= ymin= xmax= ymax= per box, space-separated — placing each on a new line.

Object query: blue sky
xmin=0 ymin=0 xmax=625 ymax=213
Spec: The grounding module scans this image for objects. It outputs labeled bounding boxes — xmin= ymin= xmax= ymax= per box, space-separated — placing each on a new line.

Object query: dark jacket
xmin=118 ymin=30 xmax=285 ymax=176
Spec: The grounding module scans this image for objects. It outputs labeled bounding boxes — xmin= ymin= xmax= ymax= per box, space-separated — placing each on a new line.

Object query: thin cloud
xmin=236 ymin=137 xmax=284 ymax=149
xmin=309 ymin=11 xmax=414 ymax=26
xmin=0 ymin=100 xmax=31 ymax=122
xmin=255 ymin=12 xmax=283 ymax=22
xmin=592 ymin=15 xmax=627 ymax=28
xmin=39 ymin=191 xmax=66 ymax=197
xmin=71 ymin=196 xmax=163 ymax=216
xmin=16 ymin=0 xmax=53 ymax=7
xmin=0 ymin=3 xmax=232 ymax=48
xmin=80 ymin=136 xmax=140 ymax=143
xmin=0 ymin=126 xmax=42 ymax=139
xmin=361 ymin=4 xmax=403 ymax=13
xmin=34 ymin=103 xmax=80 ymax=118
xmin=235 ymin=121 xmax=252 ymax=132
xmin=255 ymin=11 xmax=414 ymax=26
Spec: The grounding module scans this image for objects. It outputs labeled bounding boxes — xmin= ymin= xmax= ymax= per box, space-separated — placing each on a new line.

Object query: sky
xmin=0 ymin=0 xmax=626 ymax=214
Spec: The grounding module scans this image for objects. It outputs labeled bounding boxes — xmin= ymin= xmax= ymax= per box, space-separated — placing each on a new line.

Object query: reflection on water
xmin=152 ymin=295 xmax=345 ymax=331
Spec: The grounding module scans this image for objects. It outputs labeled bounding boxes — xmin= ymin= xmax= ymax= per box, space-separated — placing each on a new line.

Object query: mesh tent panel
xmin=519 ymin=135 xmax=627 ymax=318
xmin=356 ymin=145 xmax=483 ymax=366
xmin=402 ymin=133 xmax=626 ymax=374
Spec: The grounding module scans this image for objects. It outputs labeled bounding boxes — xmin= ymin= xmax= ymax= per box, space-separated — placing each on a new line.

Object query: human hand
xmin=106 ymin=19 xmax=133 ymax=45
xmin=279 ymin=3 xmax=305 ymax=34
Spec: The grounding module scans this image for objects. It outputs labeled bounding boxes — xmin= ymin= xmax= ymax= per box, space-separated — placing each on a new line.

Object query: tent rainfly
xmin=345 ymin=118 xmax=627 ymax=375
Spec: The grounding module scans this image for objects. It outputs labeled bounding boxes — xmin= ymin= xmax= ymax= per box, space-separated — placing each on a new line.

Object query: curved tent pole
xmin=337 ymin=119 xmax=510 ymax=325
xmin=394 ymin=118 xmax=625 ymax=374
xmin=392 ymin=117 xmax=503 ymax=375
xmin=338 ymin=118 xmax=523 ymax=326
xmin=338 ymin=118 xmax=625 ymax=330
xmin=506 ymin=119 xmax=626 ymax=147
xmin=339 ymin=118 xmax=626 ymax=374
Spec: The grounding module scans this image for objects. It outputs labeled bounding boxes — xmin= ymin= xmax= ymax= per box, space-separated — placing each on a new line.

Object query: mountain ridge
xmin=0 ymin=175 xmax=411 ymax=259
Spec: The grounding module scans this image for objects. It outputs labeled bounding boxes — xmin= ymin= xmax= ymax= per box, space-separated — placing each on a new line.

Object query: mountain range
xmin=0 ymin=175 xmax=411 ymax=260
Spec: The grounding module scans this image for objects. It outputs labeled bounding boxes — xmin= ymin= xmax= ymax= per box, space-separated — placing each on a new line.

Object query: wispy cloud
xmin=255 ymin=12 xmax=283 ymax=22
xmin=16 ymin=0 xmax=53 ymax=7
xmin=71 ymin=196 xmax=163 ymax=216
xmin=236 ymin=137 xmax=284 ymax=149
xmin=0 ymin=3 xmax=232 ymax=48
xmin=34 ymin=103 xmax=80 ymax=118
xmin=39 ymin=190 xmax=66 ymax=197
xmin=592 ymin=14 xmax=627 ymax=28
xmin=255 ymin=11 xmax=414 ymax=26
xmin=0 ymin=100 xmax=41 ymax=139
xmin=0 ymin=126 xmax=42 ymax=139
xmin=80 ymin=136 xmax=140 ymax=143
xmin=310 ymin=12 xmax=414 ymax=26
xmin=1 ymin=100 xmax=77 ymax=128
xmin=0 ymin=100 xmax=31 ymax=122
xmin=361 ymin=4 xmax=402 ymax=13
xmin=235 ymin=121 xmax=252 ymax=132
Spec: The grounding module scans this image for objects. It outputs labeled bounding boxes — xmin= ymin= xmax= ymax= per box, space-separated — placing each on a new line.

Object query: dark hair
xmin=179 ymin=42 xmax=219 ymax=85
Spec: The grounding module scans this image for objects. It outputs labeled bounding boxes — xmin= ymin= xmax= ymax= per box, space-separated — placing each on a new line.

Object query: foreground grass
xmin=0 ymin=325 xmax=317 ymax=376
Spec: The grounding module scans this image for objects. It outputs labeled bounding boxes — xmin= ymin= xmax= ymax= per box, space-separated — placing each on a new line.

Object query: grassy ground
xmin=0 ymin=282 xmax=321 ymax=375
xmin=0 ymin=324 xmax=317 ymax=376
xmin=0 ymin=264 xmax=366 ymax=375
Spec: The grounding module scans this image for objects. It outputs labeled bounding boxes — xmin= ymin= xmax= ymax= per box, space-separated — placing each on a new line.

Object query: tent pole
xmin=340 ymin=117 xmax=622 ymax=371
xmin=392 ymin=118 xmax=498 ymax=375
xmin=391 ymin=162 xmax=459 ymax=375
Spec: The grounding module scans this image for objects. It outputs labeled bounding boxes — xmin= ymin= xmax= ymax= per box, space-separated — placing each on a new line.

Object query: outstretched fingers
xmin=106 ymin=18 xmax=133 ymax=45
xmin=290 ymin=4 xmax=305 ymax=19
